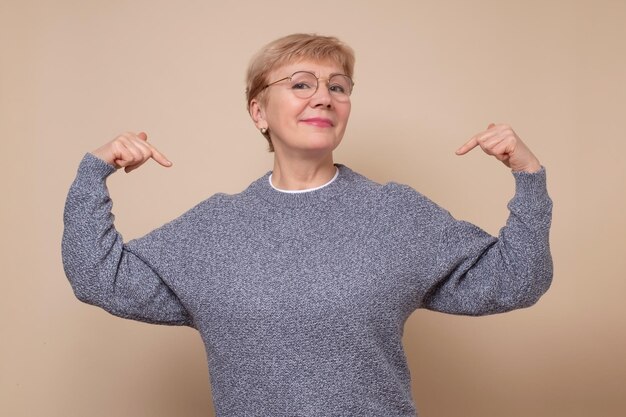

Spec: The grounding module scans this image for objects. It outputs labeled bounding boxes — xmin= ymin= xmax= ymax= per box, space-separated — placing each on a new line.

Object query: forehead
xmin=269 ymin=59 xmax=345 ymax=79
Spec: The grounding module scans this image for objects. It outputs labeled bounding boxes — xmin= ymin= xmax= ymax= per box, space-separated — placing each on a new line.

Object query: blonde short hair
xmin=246 ymin=33 xmax=355 ymax=151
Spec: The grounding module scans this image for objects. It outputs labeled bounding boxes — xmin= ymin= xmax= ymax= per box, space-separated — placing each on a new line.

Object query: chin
xmin=303 ymin=136 xmax=342 ymax=152
xmin=273 ymin=132 xmax=344 ymax=155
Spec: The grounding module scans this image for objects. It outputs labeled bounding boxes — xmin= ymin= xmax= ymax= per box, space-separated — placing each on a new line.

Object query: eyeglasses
xmin=262 ymin=71 xmax=354 ymax=102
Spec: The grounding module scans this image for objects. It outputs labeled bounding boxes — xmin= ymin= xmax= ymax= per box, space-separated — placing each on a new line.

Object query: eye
xmin=329 ymin=83 xmax=346 ymax=94
xmin=292 ymin=82 xmax=314 ymax=90
xmin=328 ymin=75 xmax=352 ymax=95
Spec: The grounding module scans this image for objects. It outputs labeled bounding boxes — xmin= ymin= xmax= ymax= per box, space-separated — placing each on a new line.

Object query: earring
xmin=260 ymin=127 xmax=268 ymax=134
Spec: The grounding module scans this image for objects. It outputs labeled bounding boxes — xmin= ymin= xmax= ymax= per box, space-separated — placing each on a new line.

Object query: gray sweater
xmin=62 ymin=153 xmax=553 ymax=417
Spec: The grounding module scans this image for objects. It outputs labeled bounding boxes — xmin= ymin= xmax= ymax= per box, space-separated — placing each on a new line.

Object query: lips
xmin=300 ymin=117 xmax=334 ymax=127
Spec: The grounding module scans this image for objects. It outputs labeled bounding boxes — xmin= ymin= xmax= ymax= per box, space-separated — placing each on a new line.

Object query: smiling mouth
xmin=301 ymin=118 xmax=334 ymax=127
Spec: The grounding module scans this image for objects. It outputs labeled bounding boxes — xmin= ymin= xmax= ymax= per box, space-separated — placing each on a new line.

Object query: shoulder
xmin=384 ymin=183 xmax=453 ymax=230
xmin=126 ymin=188 xmax=252 ymax=252
xmin=351 ymin=167 xmax=447 ymax=215
xmin=339 ymin=165 xmax=452 ymax=225
xmin=180 ymin=189 xmax=252 ymax=227
xmin=185 ymin=169 xmax=273 ymax=215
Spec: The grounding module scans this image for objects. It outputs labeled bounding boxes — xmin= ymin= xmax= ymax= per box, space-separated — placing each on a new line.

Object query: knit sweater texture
xmin=62 ymin=153 xmax=553 ymax=417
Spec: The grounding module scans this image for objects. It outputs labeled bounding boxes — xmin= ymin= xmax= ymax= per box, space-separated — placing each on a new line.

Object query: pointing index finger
xmin=455 ymin=137 xmax=479 ymax=155
xmin=148 ymin=144 xmax=173 ymax=167
xmin=456 ymin=123 xmax=499 ymax=155
xmin=137 ymin=132 xmax=173 ymax=167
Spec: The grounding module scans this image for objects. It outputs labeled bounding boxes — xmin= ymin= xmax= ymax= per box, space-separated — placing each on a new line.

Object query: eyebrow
xmin=288 ymin=70 xmax=348 ymax=78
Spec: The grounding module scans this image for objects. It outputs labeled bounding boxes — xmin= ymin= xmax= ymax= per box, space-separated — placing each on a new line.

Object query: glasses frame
xmin=261 ymin=70 xmax=354 ymax=100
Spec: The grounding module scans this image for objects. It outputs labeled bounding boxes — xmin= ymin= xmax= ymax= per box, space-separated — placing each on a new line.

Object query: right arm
xmin=62 ymin=132 xmax=192 ymax=326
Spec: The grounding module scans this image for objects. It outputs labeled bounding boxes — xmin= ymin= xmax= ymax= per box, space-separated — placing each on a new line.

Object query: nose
xmin=309 ymin=80 xmax=333 ymax=108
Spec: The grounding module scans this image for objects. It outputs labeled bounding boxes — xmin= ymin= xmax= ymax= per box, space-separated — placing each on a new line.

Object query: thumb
xmin=137 ymin=131 xmax=148 ymax=141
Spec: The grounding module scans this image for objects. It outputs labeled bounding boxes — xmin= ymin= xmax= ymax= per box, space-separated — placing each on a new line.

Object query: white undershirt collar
xmin=269 ymin=167 xmax=339 ymax=194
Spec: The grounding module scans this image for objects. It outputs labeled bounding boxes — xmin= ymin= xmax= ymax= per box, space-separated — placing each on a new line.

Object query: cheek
xmin=266 ymin=97 xmax=306 ymax=125
xmin=339 ymin=104 xmax=351 ymax=124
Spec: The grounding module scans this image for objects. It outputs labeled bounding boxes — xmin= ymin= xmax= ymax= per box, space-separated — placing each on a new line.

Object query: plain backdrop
xmin=1 ymin=1 xmax=625 ymax=416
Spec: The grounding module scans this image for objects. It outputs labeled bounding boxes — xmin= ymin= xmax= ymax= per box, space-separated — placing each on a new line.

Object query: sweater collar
xmin=269 ymin=166 xmax=339 ymax=193
xmin=245 ymin=164 xmax=353 ymax=208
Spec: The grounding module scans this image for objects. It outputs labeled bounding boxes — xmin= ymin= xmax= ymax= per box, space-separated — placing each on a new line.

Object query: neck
xmin=271 ymin=151 xmax=336 ymax=191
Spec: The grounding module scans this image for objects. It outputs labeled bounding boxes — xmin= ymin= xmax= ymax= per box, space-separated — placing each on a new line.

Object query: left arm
xmin=423 ymin=124 xmax=553 ymax=314
xmin=423 ymin=167 xmax=552 ymax=315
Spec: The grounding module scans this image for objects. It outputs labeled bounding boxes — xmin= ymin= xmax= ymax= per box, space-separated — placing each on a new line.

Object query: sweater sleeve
xmin=61 ymin=153 xmax=193 ymax=326
xmin=421 ymin=168 xmax=553 ymax=316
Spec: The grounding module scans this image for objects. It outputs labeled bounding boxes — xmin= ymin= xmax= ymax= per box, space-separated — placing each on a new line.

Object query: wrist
xmin=90 ymin=148 xmax=118 ymax=168
xmin=514 ymin=164 xmax=541 ymax=173
xmin=512 ymin=158 xmax=542 ymax=173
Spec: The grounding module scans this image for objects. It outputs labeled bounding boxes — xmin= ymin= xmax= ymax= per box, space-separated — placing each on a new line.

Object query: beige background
xmin=2 ymin=0 xmax=625 ymax=416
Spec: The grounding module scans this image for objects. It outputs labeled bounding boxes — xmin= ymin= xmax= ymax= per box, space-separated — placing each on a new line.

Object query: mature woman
xmin=62 ymin=34 xmax=552 ymax=416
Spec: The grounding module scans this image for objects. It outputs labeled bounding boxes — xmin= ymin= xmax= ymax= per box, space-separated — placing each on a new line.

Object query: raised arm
xmin=62 ymin=132 xmax=193 ymax=326
xmin=422 ymin=124 xmax=553 ymax=315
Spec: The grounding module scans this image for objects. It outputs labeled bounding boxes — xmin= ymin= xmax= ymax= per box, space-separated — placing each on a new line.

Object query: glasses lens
xmin=286 ymin=72 xmax=353 ymax=100
xmin=289 ymin=72 xmax=318 ymax=99
xmin=328 ymin=75 xmax=353 ymax=98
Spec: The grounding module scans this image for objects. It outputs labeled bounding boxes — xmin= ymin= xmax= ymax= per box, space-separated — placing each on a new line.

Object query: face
xmin=250 ymin=60 xmax=352 ymax=157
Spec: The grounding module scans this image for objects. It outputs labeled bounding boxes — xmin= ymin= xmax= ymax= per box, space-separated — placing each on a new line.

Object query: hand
xmin=455 ymin=123 xmax=541 ymax=173
xmin=91 ymin=132 xmax=172 ymax=173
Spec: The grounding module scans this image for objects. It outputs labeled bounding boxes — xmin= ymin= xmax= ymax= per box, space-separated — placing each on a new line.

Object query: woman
xmin=63 ymin=34 xmax=552 ymax=416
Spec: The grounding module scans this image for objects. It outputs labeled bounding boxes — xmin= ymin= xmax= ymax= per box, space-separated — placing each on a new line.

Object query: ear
xmin=249 ymin=98 xmax=268 ymax=131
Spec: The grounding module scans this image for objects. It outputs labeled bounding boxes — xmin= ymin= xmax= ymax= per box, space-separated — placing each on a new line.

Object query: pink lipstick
xmin=301 ymin=118 xmax=333 ymax=127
